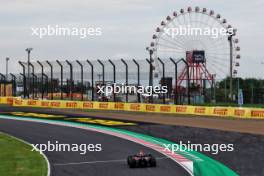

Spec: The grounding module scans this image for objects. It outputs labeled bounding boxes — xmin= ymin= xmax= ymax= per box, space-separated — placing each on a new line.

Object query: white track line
xmin=54 ymin=157 xmax=169 ymax=166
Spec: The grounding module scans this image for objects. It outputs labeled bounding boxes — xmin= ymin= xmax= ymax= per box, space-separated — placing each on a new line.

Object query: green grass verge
xmin=0 ymin=133 xmax=48 ymax=176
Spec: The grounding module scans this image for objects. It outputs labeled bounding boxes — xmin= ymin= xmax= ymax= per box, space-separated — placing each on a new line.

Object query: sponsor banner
xmin=127 ymin=103 xmax=144 ymax=112
xmin=59 ymin=100 xmax=83 ymax=109
xmin=27 ymin=99 xmax=40 ymax=107
xmin=192 ymin=106 xmax=210 ymax=115
xmin=211 ymin=107 xmax=230 ymax=116
xmin=175 ymin=105 xmax=189 ymax=114
xmin=144 ymin=104 xmax=158 ymax=112
xmin=98 ymin=102 xmax=114 ymax=110
xmin=0 ymin=97 xmax=15 ymax=105
xmin=231 ymin=108 xmax=251 ymax=118
xmin=40 ymin=100 xmax=51 ymax=108
xmin=64 ymin=101 xmax=80 ymax=109
xmin=159 ymin=104 xmax=174 ymax=113
xmin=114 ymin=102 xmax=125 ymax=110
xmin=250 ymin=109 xmax=264 ymax=118
xmin=50 ymin=101 xmax=63 ymax=108
xmin=0 ymin=97 xmax=7 ymax=104
xmin=13 ymin=98 xmax=28 ymax=107
xmin=3 ymin=97 xmax=264 ymax=119
xmin=186 ymin=106 xmax=196 ymax=114
xmin=6 ymin=97 xmax=15 ymax=105
xmin=82 ymin=101 xmax=96 ymax=109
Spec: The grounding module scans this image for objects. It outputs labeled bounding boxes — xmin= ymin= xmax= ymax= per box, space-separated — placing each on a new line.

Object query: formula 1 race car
xmin=127 ymin=150 xmax=157 ymax=168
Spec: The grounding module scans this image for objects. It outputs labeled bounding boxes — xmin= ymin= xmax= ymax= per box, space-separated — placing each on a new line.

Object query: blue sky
xmin=0 ymin=0 xmax=264 ymax=78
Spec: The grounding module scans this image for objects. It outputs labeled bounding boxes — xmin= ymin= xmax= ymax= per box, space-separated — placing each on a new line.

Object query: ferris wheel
xmin=148 ymin=6 xmax=241 ymax=85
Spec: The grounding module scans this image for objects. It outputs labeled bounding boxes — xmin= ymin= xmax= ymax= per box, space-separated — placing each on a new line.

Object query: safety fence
xmin=1 ymin=97 xmax=263 ymax=119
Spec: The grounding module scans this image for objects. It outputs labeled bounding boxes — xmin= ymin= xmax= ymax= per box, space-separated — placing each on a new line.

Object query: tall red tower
xmin=177 ymin=50 xmax=214 ymax=94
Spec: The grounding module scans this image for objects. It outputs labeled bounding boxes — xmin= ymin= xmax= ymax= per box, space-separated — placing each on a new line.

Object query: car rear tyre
xmin=149 ymin=156 xmax=157 ymax=167
xmin=127 ymin=156 xmax=136 ymax=168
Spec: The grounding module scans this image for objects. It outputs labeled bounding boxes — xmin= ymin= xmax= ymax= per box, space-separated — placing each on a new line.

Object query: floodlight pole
xmin=180 ymin=58 xmax=190 ymax=105
xmin=97 ymin=59 xmax=105 ymax=100
xmin=46 ymin=61 xmax=53 ymax=100
xmin=170 ymin=58 xmax=178 ymax=104
xmin=56 ymin=60 xmax=64 ymax=100
xmin=10 ymin=73 xmax=17 ymax=96
xmin=19 ymin=61 xmax=27 ymax=98
xmin=31 ymin=73 xmax=37 ymax=98
xmin=76 ymin=60 xmax=84 ymax=101
xmin=6 ymin=57 xmax=10 ymax=78
xmin=108 ymin=59 xmax=116 ymax=102
xmin=86 ymin=60 xmax=94 ymax=101
xmin=147 ymin=49 xmax=154 ymax=103
xmin=97 ymin=59 xmax=105 ymax=86
xmin=121 ymin=59 xmax=128 ymax=102
xmin=133 ymin=59 xmax=141 ymax=103
xmin=25 ymin=48 xmax=33 ymax=98
xmin=66 ymin=60 xmax=73 ymax=100
xmin=157 ymin=57 xmax=165 ymax=104
xmin=37 ymin=61 xmax=44 ymax=99
xmin=19 ymin=73 xmax=26 ymax=98
xmin=0 ymin=73 xmax=6 ymax=96
xmin=43 ymin=73 xmax=48 ymax=97
xmin=29 ymin=62 xmax=35 ymax=98
xmin=146 ymin=58 xmax=153 ymax=103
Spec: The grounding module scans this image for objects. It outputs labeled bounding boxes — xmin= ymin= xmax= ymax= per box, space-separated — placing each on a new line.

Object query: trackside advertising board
xmin=2 ymin=97 xmax=263 ymax=119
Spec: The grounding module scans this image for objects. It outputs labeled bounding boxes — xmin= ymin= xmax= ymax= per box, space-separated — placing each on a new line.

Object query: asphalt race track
xmin=0 ymin=118 xmax=190 ymax=176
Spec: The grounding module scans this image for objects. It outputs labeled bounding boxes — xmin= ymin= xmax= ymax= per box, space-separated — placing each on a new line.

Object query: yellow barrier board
xmin=248 ymin=108 xmax=264 ymax=119
xmin=0 ymin=97 xmax=15 ymax=105
xmin=4 ymin=97 xmax=264 ymax=119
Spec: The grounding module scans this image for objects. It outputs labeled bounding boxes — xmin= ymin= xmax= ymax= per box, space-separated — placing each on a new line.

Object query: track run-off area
xmin=0 ymin=110 xmax=239 ymax=176
xmin=0 ymin=115 xmax=191 ymax=176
